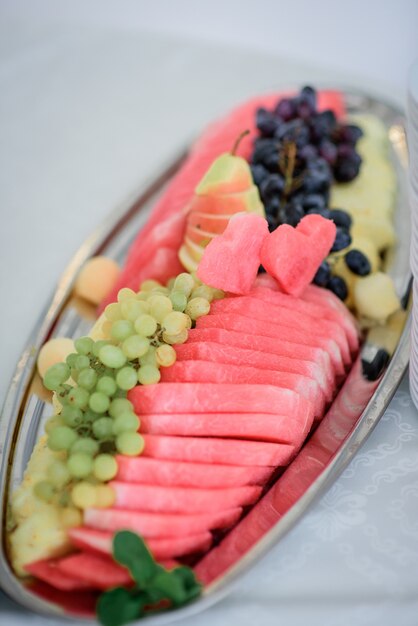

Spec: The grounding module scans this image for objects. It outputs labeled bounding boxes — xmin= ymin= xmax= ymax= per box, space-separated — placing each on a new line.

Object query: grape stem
xmin=230 ymin=129 xmax=250 ymax=156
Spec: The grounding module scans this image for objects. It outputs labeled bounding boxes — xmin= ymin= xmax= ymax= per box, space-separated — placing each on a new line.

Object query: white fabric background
xmin=1 ymin=6 xmax=418 ymax=625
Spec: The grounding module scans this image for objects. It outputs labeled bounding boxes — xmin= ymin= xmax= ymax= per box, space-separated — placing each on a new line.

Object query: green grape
xmin=116 ymin=366 xmax=138 ymax=391
xmin=89 ymin=391 xmax=110 ymax=414
xmin=45 ymin=415 xmax=64 ymax=434
xmin=92 ymin=340 xmax=110 ymax=358
xmin=185 ymin=297 xmax=210 ymax=320
xmin=120 ymin=299 xmax=142 ymax=322
xmin=92 ymin=417 xmax=114 ymax=440
xmin=191 ymin=285 xmax=214 ymax=302
xmin=156 ymin=344 xmax=177 ymax=367
xmin=104 ymin=302 xmax=122 ymax=322
xmin=83 ymin=409 xmax=101 ymax=424
xmin=77 ymin=368 xmax=98 ymax=390
xmin=211 ymin=287 xmax=225 ymax=300
xmin=116 ymin=432 xmax=145 ymax=456
xmin=137 ymin=364 xmax=161 ymax=385
xmin=34 ymin=481 xmax=55 ymax=503
xmin=117 ymin=287 xmax=137 ymax=302
xmin=48 ymin=426 xmax=78 ymax=451
xmin=109 ymin=398 xmax=133 ymax=418
xmin=162 ymin=329 xmax=188 ymax=345
xmin=111 ymin=319 xmax=134 ymax=342
xmin=67 ymin=387 xmax=90 ymax=409
xmin=140 ymin=279 xmax=161 ymax=292
xmin=148 ymin=295 xmax=173 ymax=323
xmin=112 ymin=412 xmax=140 ymax=435
xmin=74 ymin=355 xmax=90 ymax=371
xmin=134 ymin=314 xmax=157 ymax=337
xmin=43 ymin=362 xmax=71 ymax=391
xmin=99 ymin=345 xmax=126 ymax=369
xmin=71 ymin=437 xmax=100 ymax=456
xmin=166 ymin=277 xmax=176 ymax=290
xmin=74 ymin=336 xmax=94 ymax=355
xmin=139 ymin=345 xmax=157 ymax=367
xmin=71 ymin=481 xmax=97 ymax=509
xmin=96 ymin=375 xmax=117 ymax=397
xmin=173 ymin=273 xmax=195 ymax=297
xmin=67 ymin=452 xmax=93 ymax=478
xmin=121 ymin=334 xmax=150 ymax=359
xmin=48 ymin=460 xmax=71 ymax=487
xmin=169 ymin=290 xmax=188 ymax=312
xmin=66 ymin=353 xmax=78 ymax=368
xmin=150 ymin=286 xmax=169 ymax=296
xmin=93 ymin=454 xmax=118 ymax=481
xmin=162 ymin=311 xmax=189 ymax=335
xmin=61 ymin=406 xmax=83 ymax=428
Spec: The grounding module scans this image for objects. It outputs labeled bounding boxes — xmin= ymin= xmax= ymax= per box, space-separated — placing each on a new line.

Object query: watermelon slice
xmin=197 ymin=213 xmax=268 ymax=295
xmin=25 ymin=558 xmax=94 ymax=591
xmin=129 ymin=382 xmax=312 ymax=418
xmin=209 ymin=296 xmax=350 ymax=364
xmin=56 ymin=552 xmax=133 ymax=591
xmin=84 ymin=506 xmax=243 ymax=537
xmin=196 ymin=313 xmax=345 ymax=376
xmin=139 ymin=410 xmax=312 ymax=445
xmin=101 ymin=90 xmax=346 ymax=310
xmin=115 ymin=456 xmax=272 ymax=488
xmin=111 ymin=482 xmax=262 ymax=514
xmin=187 ymin=327 xmax=335 ymax=388
xmin=160 ymin=361 xmax=326 ymax=417
xmin=69 ymin=527 xmax=211 ymax=559
xmin=141 ymin=434 xmax=295 ymax=466
xmin=260 ymin=216 xmax=336 ymax=297
xmin=174 ymin=342 xmax=331 ymax=401
xmin=28 ymin=580 xmax=97 ymax=618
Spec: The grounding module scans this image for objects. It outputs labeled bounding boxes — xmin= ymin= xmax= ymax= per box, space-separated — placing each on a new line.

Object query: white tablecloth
xmin=1 ymin=16 xmax=418 ymax=626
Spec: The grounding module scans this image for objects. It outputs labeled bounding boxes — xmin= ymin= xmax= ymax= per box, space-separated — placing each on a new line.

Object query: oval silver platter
xmin=0 ymin=89 xmax=411 ymax=624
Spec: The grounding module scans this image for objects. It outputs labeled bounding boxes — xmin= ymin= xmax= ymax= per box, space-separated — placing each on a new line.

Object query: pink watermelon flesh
xmin=28 ymin=581 xmax=97 ymax=618
xmin=260 ymin=216 xmax=336 ymax=297
xmin=188 ymin=190 xmax=255 ymax=216
xmin=209 ymin=296 xmax=350 ymax=364
xmin=69 ymin=527 xmax=211 ymax=559
xmin=139 ymin=410 xmax=312 ymax=445
xmin=110 ymin=482 xmax=262 ymax=514
xmin=56 ymin=552 xmax=132 ymax=591
xmin=141 ymin=434 xmax=295 ymax=467
xmin=174 ymin=341 xmax=331 ymax=402
xmin=129 ymin=382 xmax=312 ymax=419
xmin=249 ymin=286 xmax=359 ymax=354
xmin=116 ymin=455 xmax=272 ymax=488
xmin=160 ymin=360 xmax=325 ymax=417
xmin=187 ymin=327 xmax=335 ymax=390
xmin=196 ymin=312 xmax=345 ymax=377
xmin=84 ymin=506 xmax=243 ymax=537
xmin=25 ymin=559 xmax=94 ymax=591
xmin=101 ymin=91 xmax=345 ymax=310
xmin=197 ymin=213 xmax=268 ymax=295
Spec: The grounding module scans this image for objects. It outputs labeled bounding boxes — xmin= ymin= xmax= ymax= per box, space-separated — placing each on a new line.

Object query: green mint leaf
xmin=96 ymin=587 xmax=145 ymax=626
xmin=113 ymin=531 xmax=158 ymax=586
xmin=172 ymin=566 xmax=202 ymax=592
xmin=152 ymin=570 xmax=188 ymax=606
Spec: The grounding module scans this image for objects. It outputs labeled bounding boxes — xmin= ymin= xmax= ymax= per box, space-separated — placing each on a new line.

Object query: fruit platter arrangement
xmin=0 ymin=86 xmax=411 ymax=625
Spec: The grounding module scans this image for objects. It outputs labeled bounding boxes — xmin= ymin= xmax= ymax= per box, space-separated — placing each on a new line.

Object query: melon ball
xmin=74 ymin=256 xmax=120 ymax=305
xmin=354 ymin=272 xmax=400 ymax=323
xmin=37 ymin=338 xmax=74 ymax=379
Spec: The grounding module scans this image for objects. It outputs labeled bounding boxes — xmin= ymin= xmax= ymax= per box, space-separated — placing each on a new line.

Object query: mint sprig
xmin=97 ymin=531 xmax=202 ymax=626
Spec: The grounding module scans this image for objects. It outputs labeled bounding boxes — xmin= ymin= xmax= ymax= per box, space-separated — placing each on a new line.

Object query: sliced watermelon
xmin=25 ymin=558 xmax=94 ymax=591
xmin=197 ymin=213 xmax=268 ymax=295
xmin=160 ymin=360 xmax=325 ymax=416
xmin=174 ymin=342 xmax=331 ymax=401
xmin=209 ymin=296 xmax=350 ymax=364
xmin=141 ymin=434 xmax=295 ymax=466
xmin=84 ymin=506 xmax=242 ymax=537
xmin=196 ymin=313 xmax=345 ymax=376
xmin=187 ymin=327 xmax=335 ymax=388
xmin=139 ymin=411 xmax=312 ymax=445
xmin=56 ymin=552 xmax=133 ymax=591
xmin=116 ymin=456 xmax=272 ymax=488
xmin=101 ymin=90 xmax=345 ymax=310
xmin=69 ymin=527 xmax=211 ymax=559
xmin=129 ymin=382 xmax=312 ymax=418
xmin=111 ymin=482 xmax=262 ymax=514
xmin=28 ymin=580 xmax=97 ymax=617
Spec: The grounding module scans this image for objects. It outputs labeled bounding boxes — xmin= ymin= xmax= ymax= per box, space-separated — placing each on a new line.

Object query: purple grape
xmin=337 ymin=124 xmax=364 ymax=145
xmin=256 ymin=107 xmax=278 ymax=137
xmin=252 ymin=139 xmax=279 ymax=171
xmin=318 ymin=139 xmax=338 ymax=166
xmin=334 ymin=158 xmax=361 ymax=182
xmin=260 ymin=174 xmax=285 ymax=201
xmin=264 ymin=195 xmax=281 ymax=216
xmin=299 ymin=144 xmax=318 ymax=162
xmin=313 ymin=261 xmax=331 ymax=287
xmin=250 ymin=163 xmax=269 ymax=186
xmin=275 ymin=119 xmax=310 ymax=148
xmin=306 ymin=207 xmax=332 ymax=219
xmin=345 ymin=249 xmax=371 ymax=276
xmin=326 ymin=276 xmax=348 ymax=301
xmin=266 ymin=214 xmax=278 ymax=232
xmin=328 ymin=208 xmax=352 ymax=230
xmin=331 ymin=227 xmax=352 ymax=252
xmin=274 ymin=98 xmax=296 ymax=121
xmin=279 ymin=200 xmax=304 ymax=227
xmin=301 ymin=193 xmax=327 ymax=211
xmin=310 ymin=110 xmax=337 ymax=142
